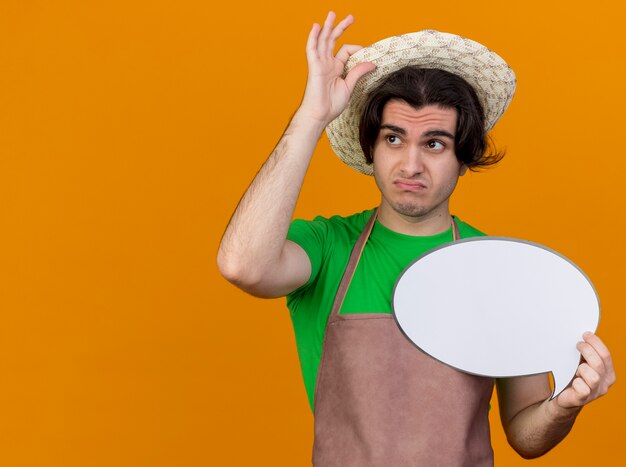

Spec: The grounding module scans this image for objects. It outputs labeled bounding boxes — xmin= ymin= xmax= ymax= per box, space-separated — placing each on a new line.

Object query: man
xmin=217 ymin=12 xmax=615 ymax=465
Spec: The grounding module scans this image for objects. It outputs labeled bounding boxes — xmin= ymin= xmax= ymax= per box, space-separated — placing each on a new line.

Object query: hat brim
xmin=326 ymin=30 xmax=516 ymax=176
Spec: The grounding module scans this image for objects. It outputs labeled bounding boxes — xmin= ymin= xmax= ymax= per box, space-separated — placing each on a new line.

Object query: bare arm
xmin=217 ymin=12 xmax=375 ymax=298
xmin=497 ymin=332 xmax=616 ymax=458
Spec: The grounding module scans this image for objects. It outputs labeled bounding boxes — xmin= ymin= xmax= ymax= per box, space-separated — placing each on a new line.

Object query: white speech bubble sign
xmin=392 ymin=237 xmax=600 ymax=399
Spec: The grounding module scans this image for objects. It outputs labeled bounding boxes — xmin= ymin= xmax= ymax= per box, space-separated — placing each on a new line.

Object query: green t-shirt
xmin=287 ymin=208 xmax=486 ymax=410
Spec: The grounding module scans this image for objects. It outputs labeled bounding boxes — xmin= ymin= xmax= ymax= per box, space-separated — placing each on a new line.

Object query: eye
xmin=426 ymin=140 xmax=445 ymax=151
xmin=386 ymin=135 xmax=402 ymax=145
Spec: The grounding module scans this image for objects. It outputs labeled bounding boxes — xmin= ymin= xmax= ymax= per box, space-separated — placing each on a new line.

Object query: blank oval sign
xmin=392 ymin=237 xmax=600 ymax=399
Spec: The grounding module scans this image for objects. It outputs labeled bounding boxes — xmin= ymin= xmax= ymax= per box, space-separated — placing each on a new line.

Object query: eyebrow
xmin=424 ymin=130 xmax=455 ymax=140
xmin=379 ymin=124 xmax=455 ymax=140
xmin=380 ymin=124 xmax=407 ymax=135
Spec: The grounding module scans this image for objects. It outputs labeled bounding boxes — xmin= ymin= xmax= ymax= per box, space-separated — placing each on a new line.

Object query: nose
xmin=400 ymin=146 xmax=425 ymax=177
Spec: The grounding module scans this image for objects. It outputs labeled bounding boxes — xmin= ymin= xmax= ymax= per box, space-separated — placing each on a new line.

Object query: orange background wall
xmin=1 ymin=0 xmax=624 ymax=465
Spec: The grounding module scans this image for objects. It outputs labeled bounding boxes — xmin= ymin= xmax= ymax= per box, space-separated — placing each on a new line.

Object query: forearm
xmin=504 ymin=396 xmax=581 ymax=459
xmin=217 ymin=110 xmax=326 ymax=287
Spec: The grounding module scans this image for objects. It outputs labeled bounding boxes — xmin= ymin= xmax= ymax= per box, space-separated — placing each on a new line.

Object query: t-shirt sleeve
xmin=287 ymin=217 xmax=329 ymax=290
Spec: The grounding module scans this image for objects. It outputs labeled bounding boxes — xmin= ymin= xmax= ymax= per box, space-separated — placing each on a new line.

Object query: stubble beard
xmin=388 ymin=199 xmax=442 ymax=220
xmin=385 ymin=180 xmax=458 ymax=220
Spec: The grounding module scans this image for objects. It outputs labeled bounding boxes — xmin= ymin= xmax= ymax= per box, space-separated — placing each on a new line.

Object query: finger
xmin=556 ymin=378 xmax=588 ymax=409
xmin=317 ymin=11 xmax=336 ymax=56
xmin=583 ymin=332 xmax=615 ymax=375
xmin=570 ymin=376 xmax=592 ymax=400
xmin=576 ymin=363 xmax=601 ymax=391
xmin=327 ymin=14 xmax=355 ymax=51
xmin=306 ymin=23 xmax=321 ymax=60
xmin=577 ymin=340 xmax=606 ymax=374
xmin=336 ymin=44 xmax=363 ymax=63
xmin=344 ymin=61 xmax=377 ymax=92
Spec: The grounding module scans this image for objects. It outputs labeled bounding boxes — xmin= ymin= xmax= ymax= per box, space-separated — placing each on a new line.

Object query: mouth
xmin=394 ymin=179 xmax=427 ymax=192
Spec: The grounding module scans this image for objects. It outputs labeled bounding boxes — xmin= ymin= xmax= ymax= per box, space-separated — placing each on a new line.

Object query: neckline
xmin=372 ymin=216 xmax=459 ymax=242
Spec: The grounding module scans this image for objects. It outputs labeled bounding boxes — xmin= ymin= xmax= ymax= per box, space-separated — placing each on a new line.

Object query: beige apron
xmin=312 ymin=210 xmax=494 ymax=466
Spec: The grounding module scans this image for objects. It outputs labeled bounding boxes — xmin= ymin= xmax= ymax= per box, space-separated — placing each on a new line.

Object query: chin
xmin=392 ymin=203 xmax=432 ymax=218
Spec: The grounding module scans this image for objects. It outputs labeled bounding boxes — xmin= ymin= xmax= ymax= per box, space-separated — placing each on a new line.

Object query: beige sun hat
xmin=326 ymin=30 xmax=516 ymax=175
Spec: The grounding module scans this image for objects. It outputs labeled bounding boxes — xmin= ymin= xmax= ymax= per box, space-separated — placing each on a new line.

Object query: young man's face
xmin=372 ymin=100 xmax=467 ymax=223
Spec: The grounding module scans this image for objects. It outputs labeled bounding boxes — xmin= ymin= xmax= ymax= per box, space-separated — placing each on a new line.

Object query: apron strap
xmin=330 ymin=209 xmax=378 ymax=318
xmin=452 ymin=216 xmax=460 ymax=241
xmin=330 ymin=210 xmax=461 ymax=318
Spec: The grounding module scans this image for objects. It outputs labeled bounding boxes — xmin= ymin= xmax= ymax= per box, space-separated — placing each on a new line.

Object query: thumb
xmin=344 ymin=62 xmax=376 ymax=93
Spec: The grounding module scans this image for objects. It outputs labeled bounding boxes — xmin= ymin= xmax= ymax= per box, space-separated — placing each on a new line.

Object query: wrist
xmin=545 ymin=397 xmax=582 ymax=423
xmin=291 ymin=106 xmax=331 ymax=135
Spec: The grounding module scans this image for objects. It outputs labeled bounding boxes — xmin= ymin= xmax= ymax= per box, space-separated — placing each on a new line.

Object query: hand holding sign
xmin=393 ymin=237 xmax=600 ymax=399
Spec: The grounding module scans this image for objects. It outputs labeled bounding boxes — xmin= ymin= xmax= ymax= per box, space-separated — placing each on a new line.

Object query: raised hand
xmin=299 ymin=12 xmax=376 ymax=126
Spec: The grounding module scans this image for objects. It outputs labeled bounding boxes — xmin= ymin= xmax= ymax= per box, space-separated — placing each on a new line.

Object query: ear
xmin=458 ymin=164 xmax=468 ymax=176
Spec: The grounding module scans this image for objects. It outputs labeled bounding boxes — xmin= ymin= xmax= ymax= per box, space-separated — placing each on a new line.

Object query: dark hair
xmin=359 ymin=67 xmax=503 ymax=170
